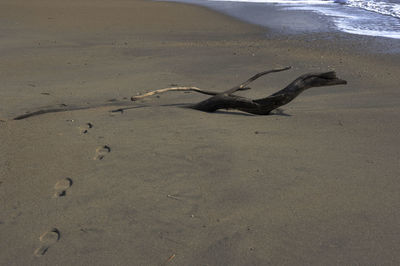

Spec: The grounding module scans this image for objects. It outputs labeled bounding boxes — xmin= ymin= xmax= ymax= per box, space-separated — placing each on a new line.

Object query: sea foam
xmin=208 ymin=0 xmax=400 ymax=38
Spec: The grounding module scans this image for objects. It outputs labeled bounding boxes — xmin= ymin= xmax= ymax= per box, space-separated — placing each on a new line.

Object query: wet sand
xmin=1 ymin=0 xmax=400 ymax=265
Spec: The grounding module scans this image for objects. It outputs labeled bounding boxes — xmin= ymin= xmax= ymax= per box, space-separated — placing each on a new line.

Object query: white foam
xmin=206 ymin=0 xmax=400 ymax=39
xmin=338 ymin=22 xmax=400 ymax=38
xmin=286 ymin=3 xmax=400 ymax=39
xmin=210 ymin=0 xmax=400 ymax=18
xmin=208 ymin=0 xmax=334 ymax=5
xmin=347 ymin=0 xmax=400 ymax=18
xmin=333 ymin=13 xmax=400 ymax=39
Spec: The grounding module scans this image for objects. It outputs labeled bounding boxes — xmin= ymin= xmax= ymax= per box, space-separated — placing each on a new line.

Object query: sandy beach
xmin=1 ymin=0 xmax=400 ymax=265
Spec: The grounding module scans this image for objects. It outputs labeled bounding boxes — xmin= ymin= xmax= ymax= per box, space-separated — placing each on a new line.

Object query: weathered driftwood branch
xmin=131 ymin=68 xmax=347 ymax=115
xmin=131 ymin=66 xmax=291 ymax=102
xmin=13 ymin=101 xmax=132 ymax=120
xmin=12 ymin=67 xmax=346 ymax=120
xmin=223 ymin=66 xmax=292 ymax=95
xmin=131 ymin=87 xmax=218 ymax=101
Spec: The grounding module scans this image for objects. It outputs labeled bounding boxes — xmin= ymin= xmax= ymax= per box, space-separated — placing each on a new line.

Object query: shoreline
xmin=167 ymin=0 xmax=400 ymax=42
xmin=164 ymin=0 xmax=400 ymax=54
xmin=1 ymin=0 xmax=400 ymax=265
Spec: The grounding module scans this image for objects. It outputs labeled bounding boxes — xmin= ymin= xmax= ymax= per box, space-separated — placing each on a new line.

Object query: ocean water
xmin=207 ymin=0 xmax=400 ymax=38
xmin=170 ymin=0 xmax=400 ymax=39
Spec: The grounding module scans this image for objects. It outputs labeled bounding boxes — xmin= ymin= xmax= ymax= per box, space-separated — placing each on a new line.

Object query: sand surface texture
xmin=1 ymin=0 xmax=400 ymax=265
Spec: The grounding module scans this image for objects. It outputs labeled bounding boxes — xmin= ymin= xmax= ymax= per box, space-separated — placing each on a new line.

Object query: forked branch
xmin=131 ymin=68 xmax=347 ymax=115
xmin=223 ymin=66 xmax=291 ymax=95
xmin=131 ymin=87 xmax=219 ymax=101
xmin=12 ymin=68 xmax=346 ymax=120
xmin=131 ymin=67 xmax=292 ymax=101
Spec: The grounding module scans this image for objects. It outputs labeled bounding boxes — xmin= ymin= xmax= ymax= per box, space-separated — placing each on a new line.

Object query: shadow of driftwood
xmin=270 ymin=108 xmax=292 ymax=117
xmin=13 ymin=102 xmax=292 ymax=120
xmin=110 ymin=103 xmax=192 ymax=113
xmin=214 ymin=110 xmax=256 ymax=117
xmin=213 ymin=109 xmax=291 ymax=117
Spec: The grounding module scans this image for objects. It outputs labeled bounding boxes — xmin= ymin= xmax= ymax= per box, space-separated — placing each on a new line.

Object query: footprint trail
xmin=94 ymin=145 xmax=111 ymax=160
xmin=79 ymin=122 xmax=93 ymax=134
xmin=54 ymin=177 xmax=73 ymax=197
xmin=34 ymin=228 xmax=60 ymax=257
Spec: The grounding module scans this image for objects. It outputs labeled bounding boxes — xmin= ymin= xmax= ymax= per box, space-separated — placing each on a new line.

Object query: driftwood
xmin=12 ymin=67 xmax=346 ymax=120
xmin=132 ymin=67 xmax=347 ymax=115
xmin=13 ymin=101 xmax=132 ymax=120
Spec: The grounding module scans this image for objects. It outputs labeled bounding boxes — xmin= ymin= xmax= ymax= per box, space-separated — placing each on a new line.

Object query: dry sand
xmin=1 ymin=0 xmax=400 ymax=265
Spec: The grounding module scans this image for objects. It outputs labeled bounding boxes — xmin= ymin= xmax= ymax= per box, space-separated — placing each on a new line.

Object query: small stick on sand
xmin=166 ymin=254 xmax=176 ymax=263
xmin=167 ymin=194 xmax=181 ymax=201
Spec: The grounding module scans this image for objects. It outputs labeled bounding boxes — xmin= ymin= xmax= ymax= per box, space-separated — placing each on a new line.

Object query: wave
xmin=208 ymin=0 xmax=400 ymax=38
xmin=208 ymin=0 xmax=334 ymax=4
xmin=347 ymin=0 xmax=400 ymax=19
xmin=210 ymin=0 xmax=400 ymax=19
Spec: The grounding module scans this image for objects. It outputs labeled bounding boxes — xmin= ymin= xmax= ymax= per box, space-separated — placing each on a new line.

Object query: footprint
xmin=34 ymin=228 xmax=60 ymax=257
xmin=79 ymin=122 xmax=93 ymax=134
xmin=54 ymin=177 xmax=73 ymax=197
xmin=94 ymin=145 xmax=111 ymax=160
